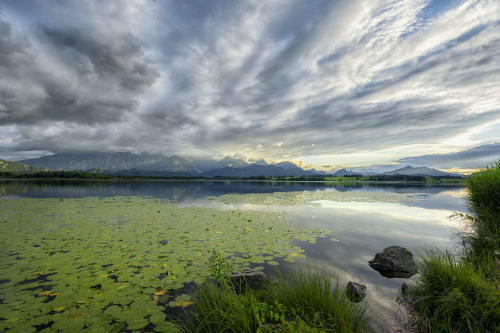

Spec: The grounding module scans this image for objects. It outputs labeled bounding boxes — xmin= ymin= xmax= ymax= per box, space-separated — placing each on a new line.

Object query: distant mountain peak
xmin=272 ymin=161 xmax=301 ymax=170
xmin=382 ymin=165 xmax=456 ymax=177
xmin=333 ymin=168 xmax=352 ymax=176
xmin=217 ymin=156 xmax=249 ymax=168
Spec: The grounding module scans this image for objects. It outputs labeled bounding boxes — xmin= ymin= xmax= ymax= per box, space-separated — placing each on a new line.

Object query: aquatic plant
xmin=203 ymin=191 xmax=418 ymax=207
xmin=0 ymin=196 xmax=332 ymax=332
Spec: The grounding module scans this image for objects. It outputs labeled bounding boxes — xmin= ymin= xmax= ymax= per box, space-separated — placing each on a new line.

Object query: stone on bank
xmin=368 ymin=246 xmax=417 ymax=278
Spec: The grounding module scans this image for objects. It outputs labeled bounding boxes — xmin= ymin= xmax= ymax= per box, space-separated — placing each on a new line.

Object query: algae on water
xmin=0 ymin=196 xmax=331 ymax=332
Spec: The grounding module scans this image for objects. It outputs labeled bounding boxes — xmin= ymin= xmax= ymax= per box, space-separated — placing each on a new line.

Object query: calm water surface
xmin=1 ymin=180 xmax=467 ymax=330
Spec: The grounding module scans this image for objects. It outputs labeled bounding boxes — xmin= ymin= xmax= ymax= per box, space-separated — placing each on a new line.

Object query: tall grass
xmin=464 ymin=160 xmax=500 ymax=269
xmin=263 ymin=268 xmax=371 ymax=332
xmin=405 ymin=248 xmax=499 ymax=332
xmin=179 ymin=268 xmax=372 ymax=332
xmin=403 ymin=160 xmax=500 ymax=332
xmin=466 ymin=160 xmax=500 ymax=219
xmin=181 ymin=281 xmax=269 ymax=332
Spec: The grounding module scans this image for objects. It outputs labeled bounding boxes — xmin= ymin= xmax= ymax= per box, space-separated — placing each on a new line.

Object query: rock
xmin=368 ymin=246 xmax=417 ymax=278
xmin=229 ymin=268 xmax=269 ymax=293
xmin=401 ymin=282 xmax=409 ymax=295
xmin=346 ymin=281 xmax=366 ymax=302
xmin=399 ymin=282 xmax=418 ymax=306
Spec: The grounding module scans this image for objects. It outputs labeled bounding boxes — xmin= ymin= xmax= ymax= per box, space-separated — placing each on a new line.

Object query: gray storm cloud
xmin=0 ymin=0 xmax=499 ymax=166
xmin=397 ymin=142 xmax=500 ymax=169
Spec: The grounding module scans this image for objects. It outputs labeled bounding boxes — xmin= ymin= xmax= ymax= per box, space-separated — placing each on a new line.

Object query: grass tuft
xmin=178 ymin=268 xmax=372 ymax=332
xmin=263 ymin=268 xmax=371 ymax=332
xmin=405 ymin=248 xmax=499 ymax=332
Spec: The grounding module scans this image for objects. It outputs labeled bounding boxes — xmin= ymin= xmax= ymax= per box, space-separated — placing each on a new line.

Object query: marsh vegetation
xmin=180 ymin=266 xmax=372 ymax=332
xmin=403 ymin=160 xmax=500 ymax=332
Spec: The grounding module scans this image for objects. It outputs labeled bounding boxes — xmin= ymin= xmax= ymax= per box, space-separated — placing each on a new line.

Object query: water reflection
xmin=0 ymin=180 xmax=57 ymax=197
xmin=0 ymin=179 xmax=464 ymax=200
xmin=184 ymin=191 xmax=466 ymax=325
xmin=284 ymin=200 xmax=463 ymax=326
xmin=0 ymin=180 xmax=467 ymax=329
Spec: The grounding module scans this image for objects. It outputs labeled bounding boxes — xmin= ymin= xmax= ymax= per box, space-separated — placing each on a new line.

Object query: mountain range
xmin=381 ymin=165 xmax=461 ymax=177
xmin=17 ymin=152 xmax=318 ymax=177
xmin=2 ymin=152 xmax=462 ymax=178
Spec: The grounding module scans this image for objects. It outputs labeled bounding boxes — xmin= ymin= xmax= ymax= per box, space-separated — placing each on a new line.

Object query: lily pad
xmin=204 ymin=191 xmax=418 ymax=206
xmin=0 ymin=196 xmax=333 ymax=331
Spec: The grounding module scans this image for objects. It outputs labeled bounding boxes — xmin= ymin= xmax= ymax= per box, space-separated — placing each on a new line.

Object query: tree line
xmin=0 ymin=170 xmax=463 ymax=182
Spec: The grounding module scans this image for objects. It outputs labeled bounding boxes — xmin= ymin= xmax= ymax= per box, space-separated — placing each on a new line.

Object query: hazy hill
xmin=113 ymin=168 xmax=193 ymax=177
xmin=382 ymin=165 xmax=458 ymax=177
xmin=139 ymin=155 xmax=200 ymax=173
xmin=215 ymin=156 xmax=250 ymax=169
xmin=191 ymin=159 xmax=219 ymax=172
xmin=201 ymin=164 xmax=316 ymax=177
xmin=19 ymin=152 xmax=165 ymax=171
xmin=308 ymin=169 xmax=329 ymax=175
xmin=191 ymin=156 xmax=251 ymax=172
xmin=201 ymin=165 xmax=292 ymax=177
xmin=272 ymin=161 xmax=303 ymax=171
xmin=332 ymin=168 xmax=353 ymax=176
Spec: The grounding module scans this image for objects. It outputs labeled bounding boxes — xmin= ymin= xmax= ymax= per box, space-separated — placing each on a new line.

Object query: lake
xmin=0 ymin=180 xmax=467 ymax=332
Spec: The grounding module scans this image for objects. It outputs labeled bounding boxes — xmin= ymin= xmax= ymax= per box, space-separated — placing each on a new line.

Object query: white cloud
xmin=0 ymin=0 xmax=498 ymax=167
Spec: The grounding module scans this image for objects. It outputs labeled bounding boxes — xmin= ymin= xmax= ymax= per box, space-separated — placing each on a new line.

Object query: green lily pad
xmin=149 ymin=312 xmax=166 ymax=325
xmin=126 ymin=317 xmax=149 ymax=330
xmin=0 ymin=196 xmax=333 ymax=332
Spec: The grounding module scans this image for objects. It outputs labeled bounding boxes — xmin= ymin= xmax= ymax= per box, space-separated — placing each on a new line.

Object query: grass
xmin=178 ymin=268 xmax=372 ymax=332
xmin=404 ymin=248 xmax=499 ymax=332
xmin=263 ymin=268 xmax=372 ymax=332
xmin=466 ymin=160 xmax=500 ymax=219
xmin=465 ymin=160 xmax=500 ymax=265
xmin=403 ymin=160 xmax=500 ymax=332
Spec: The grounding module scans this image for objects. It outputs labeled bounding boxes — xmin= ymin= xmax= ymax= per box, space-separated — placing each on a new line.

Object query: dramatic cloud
xmin=1 ymin=0 xmax=499 ymax=169
xmin=397 ymin=142 xmax=500 ymax=169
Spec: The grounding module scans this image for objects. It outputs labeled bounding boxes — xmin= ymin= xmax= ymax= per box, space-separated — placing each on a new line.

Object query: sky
xmin=0 ymin=0 xmax=499 ymax=173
